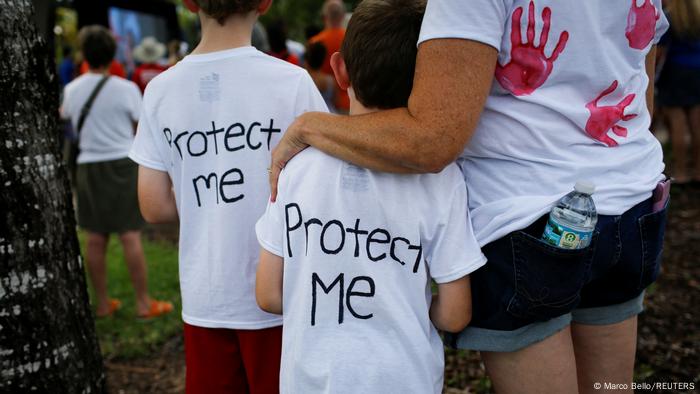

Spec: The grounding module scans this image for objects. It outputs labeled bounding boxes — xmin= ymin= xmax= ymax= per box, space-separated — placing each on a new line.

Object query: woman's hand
xmin=269 ymin=113 xmax=313 ymax=202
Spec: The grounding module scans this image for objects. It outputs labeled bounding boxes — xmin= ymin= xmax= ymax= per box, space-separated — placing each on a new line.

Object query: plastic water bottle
xmin=542 ymin=181 xmax=598 ymax=249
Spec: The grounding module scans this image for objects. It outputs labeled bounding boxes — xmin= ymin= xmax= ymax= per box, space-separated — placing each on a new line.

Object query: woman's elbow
xmin=417 ymin=141 xmax=464 ymax=174
xmin=420 ymin=118 xmax=476 ymax=173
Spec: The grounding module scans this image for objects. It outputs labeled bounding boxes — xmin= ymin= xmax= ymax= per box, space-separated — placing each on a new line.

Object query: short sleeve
xmin=129 ymin=97 xmax=167 ymax=172
xmin=425 ymin=173 xmax=487 ymax=284
xmin=653 ymin=2 xmax=670 ymax=45
xmin=256 ymin=196 xmax=286 ymax=257
xmin=417 ymin=0 xmax=509 ymax=50
xmin=294 ymin=72 xmax=329 ymax=116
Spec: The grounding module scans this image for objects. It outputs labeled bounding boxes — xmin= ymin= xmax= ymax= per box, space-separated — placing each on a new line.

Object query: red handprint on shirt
xmin=585 ymin=81 xmax=637 ymax=147
xmin=495 ymin=1 xmax=569 ymax=96
xmin=626 ymin=0 xmax=660 ymax=50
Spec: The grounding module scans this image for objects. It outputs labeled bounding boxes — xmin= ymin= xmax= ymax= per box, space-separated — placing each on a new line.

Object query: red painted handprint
xmin=495 ymin=1 xmax=569 ymax=96
xmin=626 ymin=0 xmax=660 ymax=50
xmin=585 ymin=81 xmax=637 ymax=147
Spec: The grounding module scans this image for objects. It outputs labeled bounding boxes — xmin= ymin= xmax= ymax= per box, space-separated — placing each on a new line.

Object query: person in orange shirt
xmin=266 ymin=19 xmax=300 ymax=66
xmin=309 ymin=0 xmax=349 ymax=112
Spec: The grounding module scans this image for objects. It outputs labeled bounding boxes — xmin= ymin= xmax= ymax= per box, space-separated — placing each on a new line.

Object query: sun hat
xmin=133 ymin=37 xmax=166 ymax=64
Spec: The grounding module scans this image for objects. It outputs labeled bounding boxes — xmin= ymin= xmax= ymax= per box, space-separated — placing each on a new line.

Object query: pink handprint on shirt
xmin=495 ymin=1 xmax=569 ymax=96
xmin=585 ymin=81 xmax=637 ymax=147
xmin=626 ymin=0 xmax=660 ymax=50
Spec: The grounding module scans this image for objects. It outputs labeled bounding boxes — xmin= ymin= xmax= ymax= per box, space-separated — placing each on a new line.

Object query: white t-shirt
xmin=256 ymin=148 xmax=486 ymax=394
xmin=61 ymin=73 xmax=142 ymax=164
xmin=419 ymin=0 xmax=669 ymax=246
xmin=129 ymin=46 xmax=328 ymax=329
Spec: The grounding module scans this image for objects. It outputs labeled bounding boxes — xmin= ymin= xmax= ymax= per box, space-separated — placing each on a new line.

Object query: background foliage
xmin=173 ymin=0 xmax=362 ymax=43
xmin=261 ymin=0 xmax=361 ymax=40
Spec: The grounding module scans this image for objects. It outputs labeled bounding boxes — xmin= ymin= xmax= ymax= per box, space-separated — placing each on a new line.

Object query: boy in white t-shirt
xmin=128 ymin=0 xmax=328 ymax=392
xmin=255 ymin=1 xmax=486 ymax=392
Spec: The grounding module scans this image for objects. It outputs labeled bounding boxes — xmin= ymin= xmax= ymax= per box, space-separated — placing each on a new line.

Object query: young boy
xmin=255 ymin=1 xmax=486 ymax=392
xmin=128 ymin=0 xmax=327 ymax=392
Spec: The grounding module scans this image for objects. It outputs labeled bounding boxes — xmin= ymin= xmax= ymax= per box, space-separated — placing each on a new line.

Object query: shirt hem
xmin=128 ymin=152 xmax=168 ymax=172
xmin=77 ymin=152 xmax=130 ymax=165
xmin=182 ymin=313 xmax=282 ymax=330
xmin=432 ymin=255 xmax=487 ymax=284
xmin=256 ymin=220 xmax=285 ymax=257
xmin=475 ymin=183 xmax=661 ymax=247
xmin=418 ymin=31 xmax=501 ymax=51
xmin=257 ymin=238 xmax=284 ymax=257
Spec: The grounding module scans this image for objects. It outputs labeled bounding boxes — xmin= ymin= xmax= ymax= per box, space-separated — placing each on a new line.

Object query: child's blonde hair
xmin=668 ymin=0 xmax=700 ymax=39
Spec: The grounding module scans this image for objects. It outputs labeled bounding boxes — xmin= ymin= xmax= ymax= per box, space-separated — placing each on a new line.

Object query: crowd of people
xmin=55 ymin=0 xmax=698 ymax=393
xmin=56 ymin=0 xmax=351 ymax=318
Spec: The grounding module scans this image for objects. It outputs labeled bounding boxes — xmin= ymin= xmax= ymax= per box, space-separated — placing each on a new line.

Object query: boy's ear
xmin=183 ymin=0 xmax=199 ymax=13
xmin=330 ymin=51 xmax=350 ymax=91
xmin=257 ymin=0 xmax=273 ymax=15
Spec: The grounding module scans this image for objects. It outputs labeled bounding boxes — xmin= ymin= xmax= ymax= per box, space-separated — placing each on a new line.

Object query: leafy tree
xmin=262 ymin=0 xmax=361 ymax=40
xmin=171 ymin=0 xmax=360 ymax=43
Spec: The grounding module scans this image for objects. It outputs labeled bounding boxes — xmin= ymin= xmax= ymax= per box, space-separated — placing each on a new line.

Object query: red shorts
xmin=184 ymin=323 xmax=282 ymax=394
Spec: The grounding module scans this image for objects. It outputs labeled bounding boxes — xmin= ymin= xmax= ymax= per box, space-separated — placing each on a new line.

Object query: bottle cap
xmin=574 ymin=180 xmax=596 ymax=195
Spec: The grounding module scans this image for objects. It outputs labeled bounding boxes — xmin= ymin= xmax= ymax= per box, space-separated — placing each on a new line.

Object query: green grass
xmin=79 ymin=231 xmax=182 ymax=359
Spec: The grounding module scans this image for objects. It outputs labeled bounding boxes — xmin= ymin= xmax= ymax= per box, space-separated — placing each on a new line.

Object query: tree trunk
xmin=0 ymin=1 xmax=105 ymax=392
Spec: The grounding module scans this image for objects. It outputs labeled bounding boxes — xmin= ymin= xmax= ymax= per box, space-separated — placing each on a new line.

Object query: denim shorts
xmin=449 ymin=196 xmax=669 ymax=352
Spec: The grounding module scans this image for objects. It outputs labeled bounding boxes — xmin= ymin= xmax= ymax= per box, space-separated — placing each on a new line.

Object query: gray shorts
xmin=451 ymin=292 xmax=645 ymax=352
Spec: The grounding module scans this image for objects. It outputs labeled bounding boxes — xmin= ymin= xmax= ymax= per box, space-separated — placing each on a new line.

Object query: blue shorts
xmin=449 ymin=196 xmax=669 ymax=352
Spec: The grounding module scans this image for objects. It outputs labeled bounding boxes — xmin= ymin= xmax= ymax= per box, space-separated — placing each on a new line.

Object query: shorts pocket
xmin=506 ymin=231 xmax=597 ymax=322
xmin=637 ymin=202 xmax=668 ymax=290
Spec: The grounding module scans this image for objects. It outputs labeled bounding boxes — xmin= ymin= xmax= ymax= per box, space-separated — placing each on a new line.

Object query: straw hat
xmin=133 ymin=37 xmax=166 ymax=64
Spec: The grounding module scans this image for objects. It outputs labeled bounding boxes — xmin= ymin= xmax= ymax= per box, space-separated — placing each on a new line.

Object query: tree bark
xmin=0 ymin=1 xmax=105 ymax=392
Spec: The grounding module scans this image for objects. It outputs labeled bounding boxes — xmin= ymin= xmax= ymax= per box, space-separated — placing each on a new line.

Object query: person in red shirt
xmin=309 ymin=0 xmax=349 ymax=112
xmin=131 ymin=37 xmax=168 ymax=93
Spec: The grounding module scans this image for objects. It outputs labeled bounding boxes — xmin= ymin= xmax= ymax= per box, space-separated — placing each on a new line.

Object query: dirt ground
xmin=634 ymin=185 xmax=700 ymax=390
xmin=106 ymin=185 xmax=699 ymax=394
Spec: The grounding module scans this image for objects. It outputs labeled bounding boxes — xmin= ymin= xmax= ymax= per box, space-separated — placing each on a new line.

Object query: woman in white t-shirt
xmin=61 ymin=26 xmax=172 ymax=320
xmin=269 ymin=0 xmax=670 ymax=392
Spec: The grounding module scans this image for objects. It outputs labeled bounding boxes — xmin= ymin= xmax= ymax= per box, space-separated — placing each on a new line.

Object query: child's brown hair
xmin=340 ymin=0 xmax=426 ymax=109
xmin=194 ymin=0 xmax=263 ymax=24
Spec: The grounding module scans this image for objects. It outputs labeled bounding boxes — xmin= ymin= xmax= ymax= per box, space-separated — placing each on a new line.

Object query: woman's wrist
xmin=296 ymin=111 xmax=335 ymax=147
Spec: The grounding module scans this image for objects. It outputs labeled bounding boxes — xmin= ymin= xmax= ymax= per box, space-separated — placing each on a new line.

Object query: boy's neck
xmin=348 ymin=87 xmax=377 ymax=116
xmin=191 ymin=12 xmax=257 ymax=54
